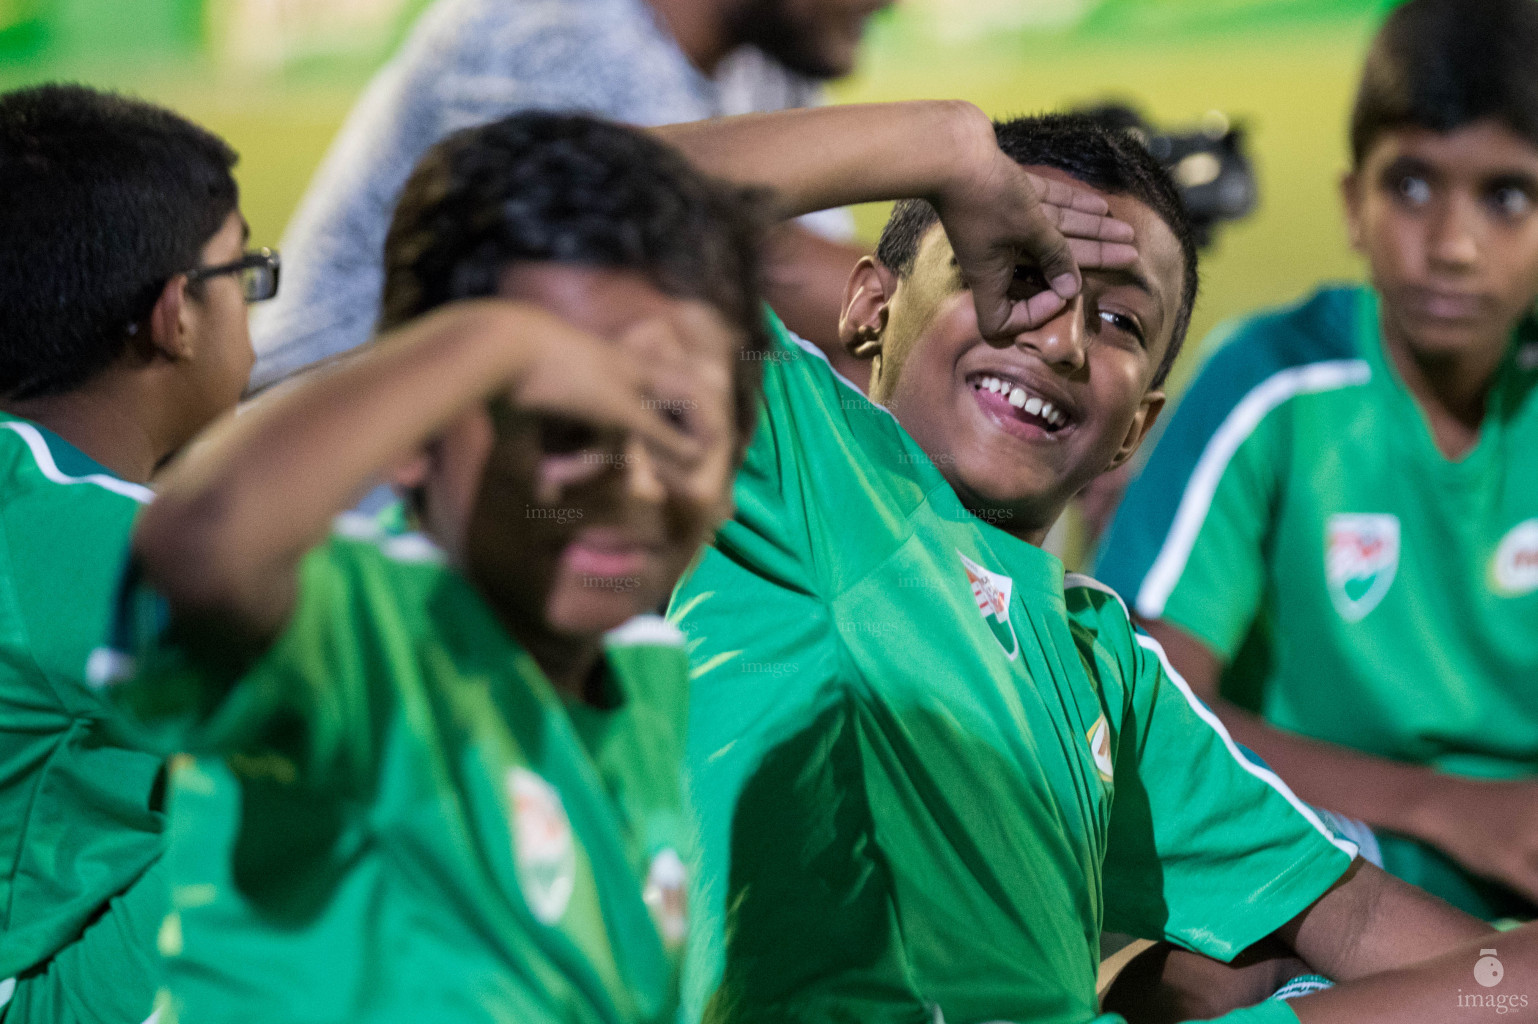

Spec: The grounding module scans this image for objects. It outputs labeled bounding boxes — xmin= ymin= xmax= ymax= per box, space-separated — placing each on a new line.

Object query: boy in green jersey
xmin=0 ymin=84 xmax=275 ymax=1023
xmin=95 ymin=109 xmax=1128 ymax=1023
xmin=1098 ymin=0 xmax=1538 ymax=920
xmin=93 ymin=112 xmax=766 ymax=1024
xmin=661 ymin=105 xmax=1508 ymax=1023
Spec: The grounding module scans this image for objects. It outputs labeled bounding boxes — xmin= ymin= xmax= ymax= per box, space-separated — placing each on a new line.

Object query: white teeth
xmin=974 ymin=374 xmax=1069 ymax=429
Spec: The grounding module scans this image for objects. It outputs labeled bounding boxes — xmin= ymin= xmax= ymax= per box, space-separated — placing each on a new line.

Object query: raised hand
xmin=934 ymin=117 xmax=1139 ymax=339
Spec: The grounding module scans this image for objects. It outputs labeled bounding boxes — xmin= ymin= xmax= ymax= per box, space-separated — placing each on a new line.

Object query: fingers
xmin=1032 ymin=174 xmax=1111 ymax=216
xmin=1049 ymin=206 xmax=1137 ymax=244
xmin=980 ymin=289 xmax=1070 ymax=339
xmin=1066 ymin=237 xmax=1140 ymax=270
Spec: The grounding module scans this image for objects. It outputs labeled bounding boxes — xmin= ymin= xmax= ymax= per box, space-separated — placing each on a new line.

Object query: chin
xmin=545 ymin=588 xmax=651 ymax=639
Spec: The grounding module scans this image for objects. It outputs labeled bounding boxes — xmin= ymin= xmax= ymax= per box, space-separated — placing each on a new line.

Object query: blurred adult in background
xmin=251 ymin=0 xmax=888 ymax=390
xmin=1097 ymin=0 xmax=1538 ymax=921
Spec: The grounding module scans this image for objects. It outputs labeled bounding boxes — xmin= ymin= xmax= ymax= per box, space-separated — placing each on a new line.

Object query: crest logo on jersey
xmin=642 ymin=847 xmax=690 ymax=947
xmin=958 ymin=550 xmax=1018 ymax=660
xmin=1086 ymin=714 xmax=1114 ymax=783
xmin=1493 ymin=519 xmax=1538 ymax=596
xmin=1326 ymin=514 xmax=1400 ymax=622
xmin=507 ymin=767 xmax=577 ymax=925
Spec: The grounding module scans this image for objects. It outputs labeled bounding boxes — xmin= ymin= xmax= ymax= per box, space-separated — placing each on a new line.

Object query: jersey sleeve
xmin=671 ymin=314 xmax=931 ymax=1024
xmin=1094 ymin=326 xmax=1284 ymax=661
xmin=1094 ymin=591 xmax=1356 ymax=958
xmin=97 ymin=538 xmax=379 ymax=790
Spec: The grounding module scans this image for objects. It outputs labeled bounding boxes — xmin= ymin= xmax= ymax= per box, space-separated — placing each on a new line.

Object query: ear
xmin=838 ymin=256 xmax=897 ymax=361
xmin=388 ymin=445 xmax=434 ymax=492
xmin=1340 ymin=170 xmax=1365 ymax=253
xmin=144 ymin=274 xmax=194 ymax=362
xmin=1105 ymin=391 xmax=1165 ymax=473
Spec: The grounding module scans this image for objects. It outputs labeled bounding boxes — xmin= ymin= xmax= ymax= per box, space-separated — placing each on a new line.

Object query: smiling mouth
xmin=967 ymin=373 xmax=1073 ymax=437
xmin=558 ymin=531 xmax=662 ymax=579
xmin=1404 ymin=287 xmax=1488 ymax=323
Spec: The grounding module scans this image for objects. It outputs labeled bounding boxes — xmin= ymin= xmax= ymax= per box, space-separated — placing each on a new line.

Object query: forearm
xmin=652 ymin=101 xmax=994 ymax=218
xmin=1214 ymin=700 xmax=1441 ymax=839
xmin=1142 ymin=616 xmax=1443 ymax=842
xmin=136 ymin=301 xmax=551 ymax=630
xmin=1289 ymin=922 xmax=1537 ymax=1023
xmin=1281 ymin=861 xmax=1491 ymax=981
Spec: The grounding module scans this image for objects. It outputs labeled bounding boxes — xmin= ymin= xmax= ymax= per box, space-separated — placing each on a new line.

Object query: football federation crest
xmin=508 ymin=767 xmax=577 ymax=925
xmin=642 ymin=847 xmax=690 ymax=947
xmin=958 ymin=550 xmax=1019 ymax=660
xmin=1492 ymin=519 xmax=1538 ymax=596
xmin=1086 ymin=715 xmax=1114 ymax=783
xmin=1326 ymin=514 xmax=1400 ymax=622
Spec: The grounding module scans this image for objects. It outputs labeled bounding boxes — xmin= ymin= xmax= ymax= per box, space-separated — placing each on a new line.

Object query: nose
xmin=1428 ymin=192 xmax=1480 ymax=272
xmin=1017 ymin=295 xmax=1088 ymax=372
xmin=619 ymin=433 xmax=667 ymax=506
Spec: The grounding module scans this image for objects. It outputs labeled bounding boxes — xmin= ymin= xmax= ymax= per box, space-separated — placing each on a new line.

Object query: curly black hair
xmin=381 ymin=111 xmax=772 ymax=444
xmin=874 ymin=113 xmax=1199 ymax=388
xmin=1351 ymin=0 xmax=1538 ymax=167
xmin=0 ymin=83 xmax=239 ymax=400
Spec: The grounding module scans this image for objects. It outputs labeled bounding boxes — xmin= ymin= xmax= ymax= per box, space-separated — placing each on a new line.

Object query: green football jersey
xmin=99 ymin=520 xmax=695 ymax=1024
xmin=1097 ymin=285 xmax=1538 ymax=914
xmin=0 ymin=412 xmax=164 ymax=1022
xmin=669 ymin=317 xmax=1356 ymax=1024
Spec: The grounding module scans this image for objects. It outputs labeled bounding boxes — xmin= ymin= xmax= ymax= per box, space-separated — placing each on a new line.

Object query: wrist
xmin=415 ymin=298 xmax=565 ymax=391
xmin=929 ymin=99 xmax=997 ymax=206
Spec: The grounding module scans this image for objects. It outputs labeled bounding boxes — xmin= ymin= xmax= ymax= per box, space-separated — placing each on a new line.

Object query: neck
xmin=647 ymin=0 xmax=737 ymax=73
xmin=1 ymin=377 xmax=171 ymax=484
xmin=1379 ymin=310 xmax=1506 ymax=460
xmin=500 ymin=606 xmax=607 ymax=702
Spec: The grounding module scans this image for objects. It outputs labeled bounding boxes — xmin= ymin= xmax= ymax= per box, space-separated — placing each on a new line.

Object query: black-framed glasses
xmin=186 ymin=248 xmax=281 ymax=303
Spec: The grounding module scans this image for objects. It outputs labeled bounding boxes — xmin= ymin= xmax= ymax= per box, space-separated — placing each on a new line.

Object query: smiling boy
xmin=665 ymin=109 xmax=1494 ymax=1024
xmin=1097 ymin=0 xmax=1538 ymax=921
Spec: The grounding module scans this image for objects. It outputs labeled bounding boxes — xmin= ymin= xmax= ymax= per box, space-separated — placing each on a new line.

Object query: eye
xmin=1098 ymin=308 xmax=1146 ymax=346
xmin=1489 ymin=184 xmax=1534 ymax=220
xmin=1012 ymin=263 xmax=1049 ymax=293
xmin=1397 ymin=174 xmax=1432 ymax=207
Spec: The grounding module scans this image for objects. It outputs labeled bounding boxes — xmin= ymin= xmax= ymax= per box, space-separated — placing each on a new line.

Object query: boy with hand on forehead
xmin=1098 ymin=0 xmax=1538 ymax=921
xmin=659 ymin=104 xmax=1510 ymax=1024
xmin=96 ymin=108 xmax=1128 ymax=1023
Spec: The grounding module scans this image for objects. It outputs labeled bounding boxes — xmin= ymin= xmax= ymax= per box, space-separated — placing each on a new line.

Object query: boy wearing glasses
xmin=0 ymin=83 xmax=277 ymax=1023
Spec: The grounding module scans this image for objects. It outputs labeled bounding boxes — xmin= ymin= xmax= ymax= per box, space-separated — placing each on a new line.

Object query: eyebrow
xmin=1487 ymin=171 xmax=1538 ymax=193
xmin=1089 ymin=264 xmax=1161 ymax=303
xmin=240 ymin=218 xmax=252 ymax=243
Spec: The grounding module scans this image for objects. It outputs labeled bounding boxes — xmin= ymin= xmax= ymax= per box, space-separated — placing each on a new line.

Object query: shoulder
xmin=0 ymin=418 xmax=147 ymax=610
xmin=605 ymin=613 xmax=689 ymax=705
xmin=604 ymin=613 xmax=686 ymax=651
xmin=0 ymin=419 xmax=151 ymax=511
xmin=305 ymin=514 xmax=452 ymax=611
xmin=1177 ymin=285 xmax=1373 ymax=429
xmin=1063 ymin=573 xmax=1138 ymax=660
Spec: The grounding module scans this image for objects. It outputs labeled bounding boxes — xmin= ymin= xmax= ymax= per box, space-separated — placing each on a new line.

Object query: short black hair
xmin=874 ymin=113 xmax=1199 ymax=388
xmin=382 ymin=111 xmax=772 ymax=443
xmin=0 ymin=83 xmax=239 ymax=400
xmin=1352 ymin=0 xmax=1538 ymax=167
